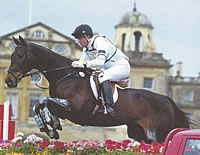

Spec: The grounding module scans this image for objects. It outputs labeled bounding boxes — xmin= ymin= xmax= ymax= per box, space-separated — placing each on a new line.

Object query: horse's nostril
xmin=5 ymin=78 xmax=14 ymax=87
xmin=8 ymin=81 xmax=12 ymax=86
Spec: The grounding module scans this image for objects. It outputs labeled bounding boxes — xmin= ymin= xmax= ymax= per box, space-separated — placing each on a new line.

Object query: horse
xmin=5 ymin=36 xmax=191 ymax=143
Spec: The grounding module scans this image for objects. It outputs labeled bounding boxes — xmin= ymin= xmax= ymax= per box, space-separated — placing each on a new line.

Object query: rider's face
xmin=77 ymin=37 xmax=88 ymax=48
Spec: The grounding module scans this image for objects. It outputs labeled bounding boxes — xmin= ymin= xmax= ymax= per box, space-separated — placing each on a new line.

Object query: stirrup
xmin=104 ymin=105 xmax=108 ymax=114
xmin=98 ymin=105 xmax=115 ymax=116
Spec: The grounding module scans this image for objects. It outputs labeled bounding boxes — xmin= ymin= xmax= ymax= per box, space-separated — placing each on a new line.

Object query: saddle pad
xmin=90 ymin=76 xmax=118 ymax=103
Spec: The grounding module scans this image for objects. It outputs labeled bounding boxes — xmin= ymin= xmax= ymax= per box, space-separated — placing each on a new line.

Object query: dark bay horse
xmin=5 ymin=36 xmax=191 ymax=143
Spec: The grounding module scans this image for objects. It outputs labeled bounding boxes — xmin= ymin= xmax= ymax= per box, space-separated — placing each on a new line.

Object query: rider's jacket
xmin=79 ymin=35 xmax=129 ymax=69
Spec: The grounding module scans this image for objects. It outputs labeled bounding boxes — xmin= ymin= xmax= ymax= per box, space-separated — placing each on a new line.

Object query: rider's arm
xmin=86 ymin=54 xmax=106 ymax=68
xmin=86 ymin=38 xmax=108 ymax=68
xmin=79 ymin=48 xmax=91 ymax=63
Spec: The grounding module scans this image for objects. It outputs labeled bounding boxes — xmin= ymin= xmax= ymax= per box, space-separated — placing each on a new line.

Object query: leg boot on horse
xmin=98 ymin=80 xmax=115 ymax=116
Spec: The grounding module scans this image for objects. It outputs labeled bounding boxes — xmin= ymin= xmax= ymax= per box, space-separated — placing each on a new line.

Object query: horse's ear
xmin=12 ymin=36 xmax=20 ymax=45
xmin=19 ymin=35 xmax=26 ymax=44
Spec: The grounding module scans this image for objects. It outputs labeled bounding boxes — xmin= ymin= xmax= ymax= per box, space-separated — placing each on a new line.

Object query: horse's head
xmin=5 ymin=36 xmax=32 ymax=88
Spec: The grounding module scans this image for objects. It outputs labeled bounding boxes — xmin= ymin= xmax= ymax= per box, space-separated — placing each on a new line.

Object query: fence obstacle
xmin=0 ymin=102 xmax=15 ymax=140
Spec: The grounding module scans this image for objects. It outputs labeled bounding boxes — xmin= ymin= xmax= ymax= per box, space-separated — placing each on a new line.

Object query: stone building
xmin=114 ymin=5 xmax=172 ymax=95
xmin=0 ymin=5 xmax=199 ymax=142
xmin=169 ymin=64 xmax=200 ymax=127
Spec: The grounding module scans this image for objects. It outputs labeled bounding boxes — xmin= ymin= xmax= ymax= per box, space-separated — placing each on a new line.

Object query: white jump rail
xmin=3 ymin=101 xmax=10 ymax=140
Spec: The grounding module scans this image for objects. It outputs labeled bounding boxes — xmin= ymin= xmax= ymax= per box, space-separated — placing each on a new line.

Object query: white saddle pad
xmin=90 ymin=76 xmax=120 ymax=103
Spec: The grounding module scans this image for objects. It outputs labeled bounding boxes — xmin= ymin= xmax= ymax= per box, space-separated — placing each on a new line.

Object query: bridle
xmin=7 ymin=45 xmax=75 ymax=88
xmin=7 ymin=44 xmax=100 ymax=90
xmin=8 ymin=46 xmax=31 ymax=83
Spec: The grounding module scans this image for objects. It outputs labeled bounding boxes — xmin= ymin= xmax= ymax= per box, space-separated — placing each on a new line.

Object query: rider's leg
xmin=97 ymin=64 xmax=130 ymax=115
xmin=98 ymin=80 xmax=115 ymax=115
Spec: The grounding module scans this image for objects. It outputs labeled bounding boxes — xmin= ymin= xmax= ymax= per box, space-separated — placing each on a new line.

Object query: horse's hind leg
xmin=156 ymin=126 xmax=172 ymax=143
xmin=127 ymin=123 xmax=152 ymax=143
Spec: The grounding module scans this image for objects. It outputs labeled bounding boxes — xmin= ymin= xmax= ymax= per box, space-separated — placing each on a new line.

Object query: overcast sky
xmin=0 ymin=0 xmax=200 ymax=77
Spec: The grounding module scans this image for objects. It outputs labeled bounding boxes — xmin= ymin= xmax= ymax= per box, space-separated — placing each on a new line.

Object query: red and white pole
xmin=0 ymin=102 xmax=15 ymax=140
xmin=3 ymin=101 xmax=9 ymax=140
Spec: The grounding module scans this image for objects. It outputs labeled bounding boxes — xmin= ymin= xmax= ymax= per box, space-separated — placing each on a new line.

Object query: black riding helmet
xmin=71 ymin=24 xmax=93 ymax=38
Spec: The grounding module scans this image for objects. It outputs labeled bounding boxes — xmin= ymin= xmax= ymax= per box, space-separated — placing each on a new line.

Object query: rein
xmin=20 ymin=66 xmax=93 ymax=89
xmin=25 ymin=66 xmax=74 ymax=77
xmin=24 ymin=66 xmax=75 ymax=89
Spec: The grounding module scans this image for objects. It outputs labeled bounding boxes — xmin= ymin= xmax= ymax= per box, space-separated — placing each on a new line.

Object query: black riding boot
xmin=98 ymin=80 xmax=115 ymax=116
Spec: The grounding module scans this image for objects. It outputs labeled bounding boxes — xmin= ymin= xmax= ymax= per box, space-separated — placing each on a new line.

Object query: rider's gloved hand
xmin=72 ymin=61 xmax=84 ymax=68
xmin=82 ymin=61 xmax=87 ymax=68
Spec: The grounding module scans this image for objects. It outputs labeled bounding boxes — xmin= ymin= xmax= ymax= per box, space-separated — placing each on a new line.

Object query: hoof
xmin=49 ymin=120 xmax=62 ymax=131
xmin=56 ymin=124 xmax=62 ymax=131
xmin=51 ymin=122 xmax=62 ymax=131
xmin=48 ymin=130 xmax=59 ymax=139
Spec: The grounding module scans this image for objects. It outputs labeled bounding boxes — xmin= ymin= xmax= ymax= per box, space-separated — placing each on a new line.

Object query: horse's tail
xmin=166 ymin=96 xmax=192 ymax=128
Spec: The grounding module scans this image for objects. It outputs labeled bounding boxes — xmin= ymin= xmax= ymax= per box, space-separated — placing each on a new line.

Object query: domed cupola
xmin=119 ymin=7 xmax=153 ymax=28
xmin=114 ymin=1 xmax=156 ymax=53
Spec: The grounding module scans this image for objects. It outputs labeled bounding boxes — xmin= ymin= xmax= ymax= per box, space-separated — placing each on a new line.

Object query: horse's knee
xmin=40 ymin=96 xmax=50 ymax=104
xmin=33 ymin=97 xmax=49 ymax=114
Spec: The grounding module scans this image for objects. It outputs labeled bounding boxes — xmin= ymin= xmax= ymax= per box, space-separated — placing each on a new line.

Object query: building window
xmin=184 ymin=91 xmax=193 ymax=102
xmin=55 ymin=44 xmax=67 ymax=54
xmin=133 ymin=31 xmax=142 ymax=52
xmin=144 ymin=78 xmax=153 ymax=90
xmin=32 ymin=30 xmax=45 ymax=38
xmin=8 ymin=42 xmax=16 ymax=51
xmin=29 ymin=94 xmax=41 ymax=118
xmin=122 ymin=33 xmax=126 ymax=51
xmin=6 ymin=93 xmax=18 ymax=119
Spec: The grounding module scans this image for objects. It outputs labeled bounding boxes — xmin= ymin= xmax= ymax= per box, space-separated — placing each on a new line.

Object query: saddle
xmin=90 ymin=71 xmax=129 ymax=115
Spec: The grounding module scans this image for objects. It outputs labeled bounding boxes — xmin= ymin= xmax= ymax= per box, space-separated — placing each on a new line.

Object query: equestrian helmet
xmin=71 ymin=24 xmax=93 ymax=38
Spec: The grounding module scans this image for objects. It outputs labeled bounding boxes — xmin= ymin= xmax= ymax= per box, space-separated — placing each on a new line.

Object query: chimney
xmin=176 ymin=62 xmax=182 ymax=77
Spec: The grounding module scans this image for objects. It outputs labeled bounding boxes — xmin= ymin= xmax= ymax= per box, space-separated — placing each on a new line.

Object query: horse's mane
xmin=29 ymin=42 xmax=72 ymax=66
xmin=29 ymin=42 xmax=95 ymax=77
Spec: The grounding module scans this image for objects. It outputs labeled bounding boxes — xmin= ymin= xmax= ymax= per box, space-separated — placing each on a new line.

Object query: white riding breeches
xmin=98 ymin=59 xmax=130 ymax=83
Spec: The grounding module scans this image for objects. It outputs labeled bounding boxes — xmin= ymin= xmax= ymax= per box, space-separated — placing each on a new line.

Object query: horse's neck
xmin=31 ymin=45 xmax=71 ymax=84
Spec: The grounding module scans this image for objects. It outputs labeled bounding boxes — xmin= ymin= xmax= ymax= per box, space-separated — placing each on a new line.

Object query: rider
xmin=71 ymin=24 xmax=130 ymax=115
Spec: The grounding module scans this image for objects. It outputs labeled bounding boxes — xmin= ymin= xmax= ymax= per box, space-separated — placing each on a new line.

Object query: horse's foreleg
xmin=33 ymin=97 xmax=63 ymax=139
xmin=44 ymin=97 xmax=71 ymax=119
xmin=34 ymin=96 xmax=72 ymax=139
xmin=33 ymin=102 xmax=50 ymax=134
xmin=48 ymin=97 xmax=71 ymax=111
xmin=40 ymin=97 xmax=65 ymax=130
xmin=40 ymin=106 xmax=62 ymax=131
